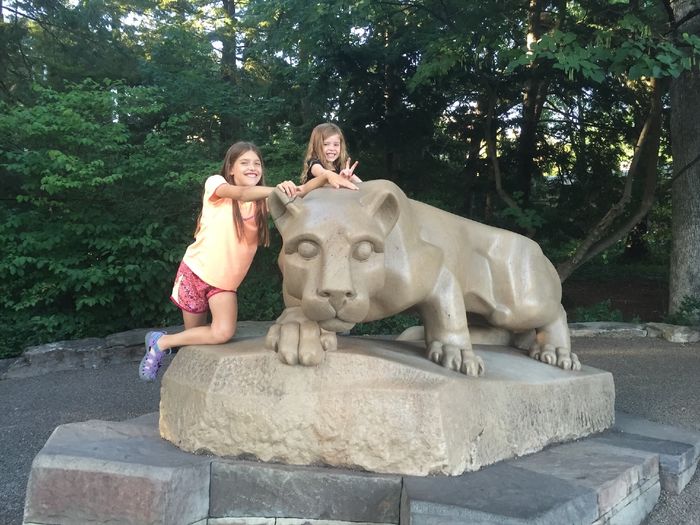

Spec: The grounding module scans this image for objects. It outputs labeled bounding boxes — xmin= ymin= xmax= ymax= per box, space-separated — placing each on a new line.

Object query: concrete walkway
xmin=1 ymin=335 xmax=699 ymax=525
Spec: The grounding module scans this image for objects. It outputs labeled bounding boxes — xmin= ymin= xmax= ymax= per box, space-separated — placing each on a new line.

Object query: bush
xmin=350 ymin=313 xmax=421 ymax=336
xmin=664 ymin=295 xmax=700 ymax=326
xmin=0 ymin=82 xmax=217 ymax=359
xmin=236 ymin=232 xmax=286 ymax=322
xmin=570 ymin=300 xmax=624 ymax=323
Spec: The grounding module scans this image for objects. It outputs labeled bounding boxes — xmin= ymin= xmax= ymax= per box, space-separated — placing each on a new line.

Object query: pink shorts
xmin=170 ymin=262 xmax=233 ymax=314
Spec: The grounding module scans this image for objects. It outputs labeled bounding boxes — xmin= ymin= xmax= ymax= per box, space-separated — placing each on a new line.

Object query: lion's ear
xmin=269 ymin=189 xmax=302 ymax=232
xmin=360 ymin=188 xmax=399 ymax=236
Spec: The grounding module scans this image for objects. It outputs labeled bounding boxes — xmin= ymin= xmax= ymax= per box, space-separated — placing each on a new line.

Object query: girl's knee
xmin=211 ymin=323 xmax=236 ymax=344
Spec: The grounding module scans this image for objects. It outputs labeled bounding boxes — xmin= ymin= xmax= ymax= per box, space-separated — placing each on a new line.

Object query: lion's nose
xmin=318 ymin=288 xmax=356 ymax=311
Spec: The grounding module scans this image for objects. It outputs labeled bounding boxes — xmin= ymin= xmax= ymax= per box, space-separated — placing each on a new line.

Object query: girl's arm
xmin=215 ymin=181 xmax=298 ymax=201
xmin=308 ymin=162 xmax=338 ymax=181
xmin=298 ymin=171 xmax=358 ymax=196
xmin=309 ymin=160 xmax=361 ymax=183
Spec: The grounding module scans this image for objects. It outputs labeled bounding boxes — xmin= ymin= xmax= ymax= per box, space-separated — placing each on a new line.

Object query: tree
xmin=669 ymin=0 xmax=700 ymax=315
xmin=0 ymin=81 xmax=216 ymax=357
xmin=471 ymin=0 xmax=699 ymax=280
xmin=0 ymin=1 xmax=304 ymax=357
xmin=3 ymin=0 xmax=700 ymax=359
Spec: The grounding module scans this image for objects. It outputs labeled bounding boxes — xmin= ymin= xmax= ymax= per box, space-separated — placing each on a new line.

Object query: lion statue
xmin=265 ymin=180 xmax=580 ymax=377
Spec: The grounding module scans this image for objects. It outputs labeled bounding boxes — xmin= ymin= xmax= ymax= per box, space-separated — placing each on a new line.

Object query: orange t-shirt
xmin=182 ymin=175 xmax=259 ymax=291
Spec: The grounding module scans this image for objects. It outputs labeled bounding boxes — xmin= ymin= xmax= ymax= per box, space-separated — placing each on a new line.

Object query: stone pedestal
xmin=24 ymin=409 xmax=700 ymax=525
xmin=159 ymin=337 xmax=615 ymax=476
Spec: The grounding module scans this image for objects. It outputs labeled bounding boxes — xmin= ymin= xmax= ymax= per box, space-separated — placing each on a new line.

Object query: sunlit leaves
xmin=507 ymin=4 xmax=700 ymax=83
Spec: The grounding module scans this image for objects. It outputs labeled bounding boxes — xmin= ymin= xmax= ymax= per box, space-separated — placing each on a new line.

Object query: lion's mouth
xmin=318 ymin=318 xmax=356 ymax=332
xmin=303 ymin=300 xmax=362 ymax=333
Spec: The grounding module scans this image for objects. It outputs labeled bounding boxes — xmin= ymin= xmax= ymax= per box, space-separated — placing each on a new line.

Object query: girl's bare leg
xmin=158 ymin=292 xmax=238 ymax=349
xmin=183 ymin=310 xmax=208 ymax=330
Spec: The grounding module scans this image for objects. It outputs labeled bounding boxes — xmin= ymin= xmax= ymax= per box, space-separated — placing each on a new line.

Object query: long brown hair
xmin=300 ymin=123 xmax=349 ymax=183
xmin=195 ymin=142 xmax=270 ymax=247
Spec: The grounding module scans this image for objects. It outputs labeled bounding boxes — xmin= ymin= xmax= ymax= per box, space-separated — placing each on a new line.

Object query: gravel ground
xmin=0 ymin=337 xmax=698 ymax=525
xmin=0 ymin=359 xmax=165 ymax=525
xmin=573 ymin=337 xmax=700 ymax=525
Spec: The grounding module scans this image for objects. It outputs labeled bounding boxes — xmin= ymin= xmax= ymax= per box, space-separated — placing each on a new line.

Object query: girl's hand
xmin=277 ymin=180 xmax=301 ymax=197
xmin=339 ymin=158 xmax=359 ymax=180
xmin=327 ymin=172 xmax=358 ymax=190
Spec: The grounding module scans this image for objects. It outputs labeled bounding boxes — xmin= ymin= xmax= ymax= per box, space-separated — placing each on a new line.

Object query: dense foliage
xmin=1 ymin=0 xmax=698 ymax=358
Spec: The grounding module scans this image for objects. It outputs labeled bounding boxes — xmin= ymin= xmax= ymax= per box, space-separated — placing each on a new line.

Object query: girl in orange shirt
xmin=139 ymin=141 xmax=357 ymax=381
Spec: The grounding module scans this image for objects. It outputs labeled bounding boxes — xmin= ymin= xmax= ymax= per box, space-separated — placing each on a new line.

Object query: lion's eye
xmin=353 ymin=241 xmax=373 ymax=261
xmin=297 ymin=240 xmax=319 ymax=259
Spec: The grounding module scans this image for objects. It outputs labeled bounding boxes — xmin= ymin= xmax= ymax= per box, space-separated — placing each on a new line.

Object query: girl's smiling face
xmin=230 ymin=150 xmax=262 ymax=186
xmin=322 ymin=134 xmax=342 ymax=163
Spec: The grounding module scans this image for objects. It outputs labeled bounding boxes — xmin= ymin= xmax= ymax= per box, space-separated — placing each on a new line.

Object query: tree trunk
xmin=220 ymin=0 xmax=242 ymax=144
xmin=669 ymin=0 xmax=700 ymax=313
xmin=484 ymin=88 xmax=536 ymax=238
xmin=463 ymin=96 xmax=486 ymax=216
xmin=514 ymin=0 xmax=549 ymax=205
xmin=381 ymin=25 xmax=399 ymax=182
xmin=514 ymin=0 xmax=565 ymax=205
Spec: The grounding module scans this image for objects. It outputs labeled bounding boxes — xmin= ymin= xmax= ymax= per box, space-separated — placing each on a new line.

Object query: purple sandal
xmin=138 ymin=331 xmax=169 ymax=381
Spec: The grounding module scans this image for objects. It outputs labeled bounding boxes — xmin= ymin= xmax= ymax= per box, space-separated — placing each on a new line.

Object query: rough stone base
xmin=23 ymin=414 xmax=211 ymax=525
xmin=160 ymin=337 xmax=615 ymax=476
xmin=23 ymin=411 xmax=700 ymax=525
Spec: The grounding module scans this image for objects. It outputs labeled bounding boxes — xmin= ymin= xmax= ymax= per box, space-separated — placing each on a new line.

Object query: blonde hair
xmin=195 ymin=142 xmax=270 ymax=247
xmin=300 ymin=123 xmax=349 ymax=183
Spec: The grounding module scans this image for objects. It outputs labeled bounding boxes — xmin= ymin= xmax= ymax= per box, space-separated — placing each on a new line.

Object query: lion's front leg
xmin=527 ymin=305 xmax=581 ymax=371
xmin=420 ymin=268 xmax=485 ymax=377
xmin=265 ymin=306 xmax=337 ymax=366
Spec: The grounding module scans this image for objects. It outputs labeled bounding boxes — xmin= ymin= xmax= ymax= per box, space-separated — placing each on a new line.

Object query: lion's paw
xmin=528 ymin=343 xmax=581 ymax=371
xmin=265 ymin=312 xmax=337 ymax=367
xmin=427 ymin=342 xmax=485 ymax=377
xmin=461 ymin=350 xmax=485 ymax=377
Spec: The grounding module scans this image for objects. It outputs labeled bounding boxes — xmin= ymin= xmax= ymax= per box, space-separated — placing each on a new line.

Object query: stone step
xmin=608 ymin=412 xmax=700 ymax=494
xmin=402 ymin=439 xmax=659 ymax=524
xmin=23 ymin=412 xmax=700 ymax=525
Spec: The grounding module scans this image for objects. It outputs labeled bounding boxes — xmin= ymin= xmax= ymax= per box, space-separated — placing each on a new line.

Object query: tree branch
xmin=556 ymin=78 xmax=668 ymax=281
xmin=484 ymin=87 xmax=536 ymax=238
xmin=668 ymin=151 xmax=700 ymax=185
xmin=673 ymin=7 xmax=700 ymax=29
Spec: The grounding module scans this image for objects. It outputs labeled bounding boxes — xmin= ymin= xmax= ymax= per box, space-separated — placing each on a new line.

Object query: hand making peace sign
xmin=339 ymin=158 xmax=360 ymax=181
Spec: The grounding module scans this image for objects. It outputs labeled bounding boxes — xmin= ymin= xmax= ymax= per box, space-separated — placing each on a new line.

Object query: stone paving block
xmin=592 ymin=477 xmax=660 ymax=525
xmin=568 ymin=322 xmax=647 ymax=338
xmin=1 ymin=322 xmax=275 ymax=380
xmin=511 ymin=440 xmax=658 ymax=516
xmin=24 ymin=410 xmax=697 ymax=525
xmin=210 ymin=459 xmax=401 ymax=523
xmin=23 ymin=413 xmax=212 ymax=525
xmin=590 ymin=423 xmax=698 ymax=494
xmin=6 ymin=338 xmax=111 ymax=379
xmin=401 ymin=462 xmax=598 ymax=525
xmin=645 ymin=322 xmax=700 ymax=343
xmin=208 ymin=518 xmax=275 ymax=525
xmin=592 ymin=432 xmax=694 ymax=474
xmin=614 ymin=412 xmax=700 ymax=451
xmin=275 ymin=518 xmax=388 ymax=525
